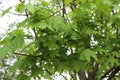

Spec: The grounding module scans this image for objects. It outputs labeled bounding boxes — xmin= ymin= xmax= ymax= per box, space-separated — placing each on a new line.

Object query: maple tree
xmin=0 ymin=0 xmax=120 ymax=80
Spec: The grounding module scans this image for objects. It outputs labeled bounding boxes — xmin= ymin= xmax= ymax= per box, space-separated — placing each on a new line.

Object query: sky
xmin=0 ymin=0 xmax=25 ymax=38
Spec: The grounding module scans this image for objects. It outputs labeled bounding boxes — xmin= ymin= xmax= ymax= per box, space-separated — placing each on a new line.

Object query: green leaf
xmin=80 ymin=0 xmax=87 ymax=3
xmin=17 ymin=19 xmax=28 ymax=28
xmin=44 ymin=39 xmax=58 ymax=49
xmin=107 ymin=57 xmax=119 ymax=66
xmin=12 ymin=35 xmax=24 ymax=50
xmin=80 ymin=49 xmax=97 ymax=62
xmin=54 ymin=61 xmax=68 ymax=72
xmin=41 ymin=0 xmax=49 ymax=6
xmin=15 ymin=3 xmax=25 ymax=13
xmin=50 ymin=50 xmax=60 ymax=58
xmin=103 ymin=0 xmax=112 ymax=5
xmin=0 ymin=45 xmax=12 ymax=58
xmin=9 ymin=60 xmax=23 ymax=72
xmin=0 ymin=7 xmax=12 ymax=17
xmin=112 ymin=51 xmax=120 ymax=57
xmin=71 ymin=60 xmax=82 ymax=72
xmin=94 ymin=48 xmax=106 ymax=54
xmin=10 ymin=29 xmax=24 ymax=50
xmin=38 ymin=20 xmax=48 ymax=29
xmin=49 ymin=16 xmax=70 ymax=31
xmin=112 ymin=13 xmax=120 ymax=19
xmin=58 ymin=47 xmax=67 ymax=54
xmin=2 ymin=29 xmax=24 ymax=51
xmin=83 ymin=28 xmax=99 ymax=35
xmin=24 ymin=4 xmax=35 ymax=14
xmin=65 ymin=0 xmax=72 ymax=5
xmin=15 ymin=3 xmax=35 ymax=14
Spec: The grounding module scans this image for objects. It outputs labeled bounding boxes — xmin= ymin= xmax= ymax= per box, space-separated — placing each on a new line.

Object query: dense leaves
xmin=0 ymin=0 xmax=120 ymax=80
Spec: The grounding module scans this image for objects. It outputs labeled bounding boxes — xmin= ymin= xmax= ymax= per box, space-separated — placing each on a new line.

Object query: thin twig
xmin=14 ymin=53 xmax=41 ymax=57
xmin=25 ymin=9 xmax=29 ymax=17
xmin=41 ymin=8 xmax=64 ymax=20
xmin=24 ymin=9 xmax=38 ymax=39
xmin=0 ymin=9 xmax=26 ymax=16
xmin=61 ymin=73 xmax=67 ymax=80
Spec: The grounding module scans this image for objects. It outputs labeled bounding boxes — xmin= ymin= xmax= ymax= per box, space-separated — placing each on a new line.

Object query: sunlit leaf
xmin=80 ymin=49 xmax=97 ymax=62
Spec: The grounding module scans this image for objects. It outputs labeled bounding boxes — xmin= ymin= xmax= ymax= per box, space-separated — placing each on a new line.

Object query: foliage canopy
xmin=1 ymin=0 xmax=120 ymax=80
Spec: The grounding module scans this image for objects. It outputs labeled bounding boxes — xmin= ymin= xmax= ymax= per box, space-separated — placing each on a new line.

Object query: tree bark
xmin=78 ymin=70 xmax=87 ymax=80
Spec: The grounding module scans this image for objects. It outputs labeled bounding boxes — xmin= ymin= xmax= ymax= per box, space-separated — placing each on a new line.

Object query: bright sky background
xmin=0 ymin=0 xmax=25 ymax=37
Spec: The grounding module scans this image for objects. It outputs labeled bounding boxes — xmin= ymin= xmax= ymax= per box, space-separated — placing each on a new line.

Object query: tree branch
xmin=108 ymin=66 xmax=120 ymax=80
xmin=0 ymin=9 xmax=26 ymax=16
xmin=100 ymin=67 xmax=115 ymax=79
xmin=100 ymin=66 xmax=120 ymax=79
xmin=78 ymin=70 xmax=87 ymax=80
xmin=25 ymin=9 xmax=29 ymax=17
xmin=60 ymin=73 xmax=67 ymax=80
xmin=19 ymin=0 xmax=25 ymax=3
xmin=62 ymin=0 xmax=66 ymax=17
xmin=25 ymin=9 xmax=38 ymax=39
xmin=88 ymin=63 xmax=99 ymax=80
xmin=41 ymin=8 xmax=64 ymax=20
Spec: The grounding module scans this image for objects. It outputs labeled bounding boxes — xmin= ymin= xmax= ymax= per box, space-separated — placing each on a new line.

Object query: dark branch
xmin=25 ymin=9 xmax=29 ymax=17
xmin=108 ymin=66 xmax=120 ymax=80
xmin=88 ymin=63 xmax=99 ymax=80
xmin=62 ymin=0 xmax=66 ymax=17
xmin=100 ymin=67 xmax=115 ymax=79
xmin=19 ymin=0 xmax=25 ymax=3
xmin=100 ymin=66 xmax=120 ymax=80
xmin=25 ymin=9 xmax=38 ymax=39
xmin=78 ymin=70 xmax=87 ymax=80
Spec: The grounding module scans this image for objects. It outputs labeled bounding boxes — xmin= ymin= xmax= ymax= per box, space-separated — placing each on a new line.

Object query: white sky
xmin=0 ymin=0 xmax=24 ymax=36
